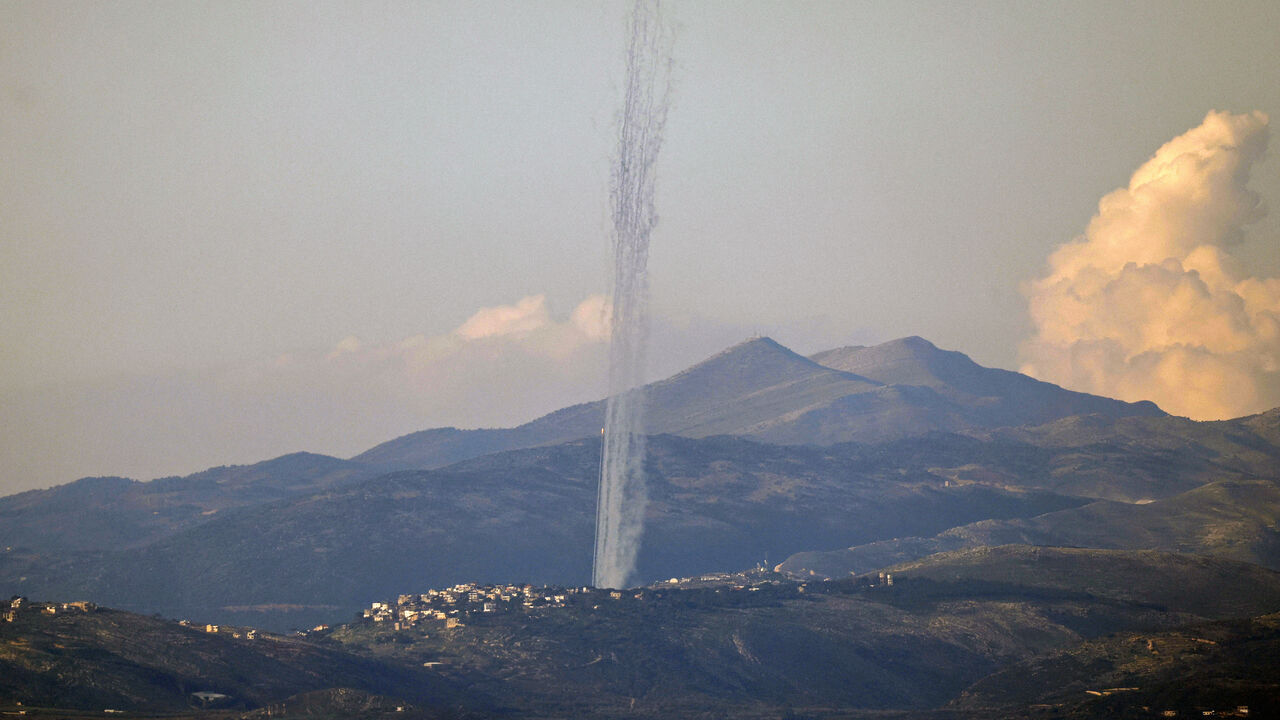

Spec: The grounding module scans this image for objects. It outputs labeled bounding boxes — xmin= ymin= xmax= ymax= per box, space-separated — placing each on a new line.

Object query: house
xmin=191 ymin=691 xmax=230 ymax=707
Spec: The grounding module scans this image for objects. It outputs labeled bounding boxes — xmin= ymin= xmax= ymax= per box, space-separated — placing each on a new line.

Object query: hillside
xmin=954 ymin=612 xmax=1280 ymax=717
xmin=810 ymin=336 xmax=1163 ymax=428
xmin=316 ymin=547 xmax=1280 ymax=717
xmin=354 ymin=336 xmax=1164 ymax=470
xmin=880 ymin=545 xmax=1280 ymax=618
xmin=0 ymin=601 xmax=482 ymax=716
xmin=0 ymin=452 xmax=378 ymax=553
xmin=777 ymin=477 xmax=1280 ymax=579
xmin=2 ymin=335 xmax=1276 ymax=649
xmin=353 ymin=337 xmax=881 ymax=469
xmin=5 ymin=398 xmax=1277 ymax=630
xmin=1 ymin=436 xmax=1086 ymax=629
xmin=8 ymin=544 xmax=1279 ymax=719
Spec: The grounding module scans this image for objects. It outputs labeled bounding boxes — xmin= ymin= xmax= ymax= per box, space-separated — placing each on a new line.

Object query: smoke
xmin=593 ymin=0 xmax=673 ymax=589
xmin=1021 ymin=110 xmax=1280 ymax=420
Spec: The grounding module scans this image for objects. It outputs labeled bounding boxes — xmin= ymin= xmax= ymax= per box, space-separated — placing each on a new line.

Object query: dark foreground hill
xmin=322 ymin=547 xmax=1280 ymax=718
xmin=6 ymin=546 xmax=1279 ymax=719
xmin=354 ymin=336 xmax=1163 ymax=470
xmin=953 ymin=611 xmax=1280 ymax=718
xmin=0 ymin=602 xmax=485 ymax=717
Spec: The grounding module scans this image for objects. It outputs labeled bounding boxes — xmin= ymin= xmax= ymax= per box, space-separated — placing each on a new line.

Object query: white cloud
xmin=455 ymin=294 xmax=553 ymax=340
xmin=1021 ymin=110 xmax=1280 ymax=420
xmin=571 ymin=293 xmax=612 ymax=342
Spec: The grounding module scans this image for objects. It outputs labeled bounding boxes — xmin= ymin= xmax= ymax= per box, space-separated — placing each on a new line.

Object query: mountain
xmin=773 ymin=406 xmax=1280 ymax=581
xmin=810 ymin=336 xmax=1164 ymax=427
xmin=3 ymin=335 xmax=1272 ymax=633
xmin=8 ymin=402 xmax=1276 ymax=630
xmin=356 ymin=336 xmax=1164 ymax=470
xmin=1 ymin=435 xmax=1087 ymax=629
xmin=3 ymin=334 xmax=1278 ymax=717
xmin=0 ymin=452 xmax=378 ymax=554
xmin=777 ymin=477 xmax=1280 ymax=579
xmin=354 ymin=337 xmax=879 ymax=468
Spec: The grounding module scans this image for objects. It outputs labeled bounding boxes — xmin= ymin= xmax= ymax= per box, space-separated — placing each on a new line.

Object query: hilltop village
xmin=363 ymin=583 xmax=619 ymax=630
xmin=3 ymin=595 xmax=96 ymax=622
xmin=356 ymin=569 xmax=900 ymax=631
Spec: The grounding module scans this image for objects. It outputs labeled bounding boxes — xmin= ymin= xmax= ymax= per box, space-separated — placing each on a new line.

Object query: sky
xmin=3 ymin=0 xmax=1280 ymax=494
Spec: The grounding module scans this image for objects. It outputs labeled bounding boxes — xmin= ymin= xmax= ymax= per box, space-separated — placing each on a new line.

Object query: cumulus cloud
xmin=455 ymin=294 xmax=554 ymax=340
xmin=1021 ymin=110 xmax=1280 ymax=420
xmin=570 ymin=293 xmax=612 ymax=342
xmin=320 ymin=294 xmax=615 ymax=407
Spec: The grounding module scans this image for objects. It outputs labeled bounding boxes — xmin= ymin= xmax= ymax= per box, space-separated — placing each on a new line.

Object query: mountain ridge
xmin=812 ymin=335 xmax=1164 ymax=427
xmin=356 ymin=335 xmax=1164 ymax=470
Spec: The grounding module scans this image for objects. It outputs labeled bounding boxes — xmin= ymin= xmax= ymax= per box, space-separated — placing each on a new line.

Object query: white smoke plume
xmin=1021 ymin=110 xmax=1280 ymax=420
xmin=593 ymin=0 xmax=673 ymax=589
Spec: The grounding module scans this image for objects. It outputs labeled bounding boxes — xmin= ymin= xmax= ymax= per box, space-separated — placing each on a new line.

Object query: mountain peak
xmin=661 ymin=336 xmax=842 ymax=388
xmin=710 ymin=335 xmax=789 ymax=357
xmin=809 ymin=336 xmax=967 ymax=386
xmin=810 ymin=336 xmax=1164 ymax=426
xmin=883 ymin=335 xmax=939 ymax=352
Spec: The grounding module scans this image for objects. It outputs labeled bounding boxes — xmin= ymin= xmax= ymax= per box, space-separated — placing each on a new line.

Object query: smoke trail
xmin=593 ymin=0 xmax=673 ymax=589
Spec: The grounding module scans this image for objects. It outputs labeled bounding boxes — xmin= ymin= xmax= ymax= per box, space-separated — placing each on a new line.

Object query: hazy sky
xmin=3 ymin=1 xmax=1280 ymax=493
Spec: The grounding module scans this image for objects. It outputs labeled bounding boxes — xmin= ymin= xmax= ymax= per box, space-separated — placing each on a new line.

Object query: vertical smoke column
xmin=593 ymin=0 xmax=672 ymax=589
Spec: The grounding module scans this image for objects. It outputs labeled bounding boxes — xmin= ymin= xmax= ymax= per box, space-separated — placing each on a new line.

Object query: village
xmin=355 ymin=567 xmax=905 ymax=632
xmin=3 ymin=595 xmax=96 ymax=622
xmin=361 ymin=581 xmax=672 ymax=631
xmin=360 ymin=567 xmax=781 ymax=630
